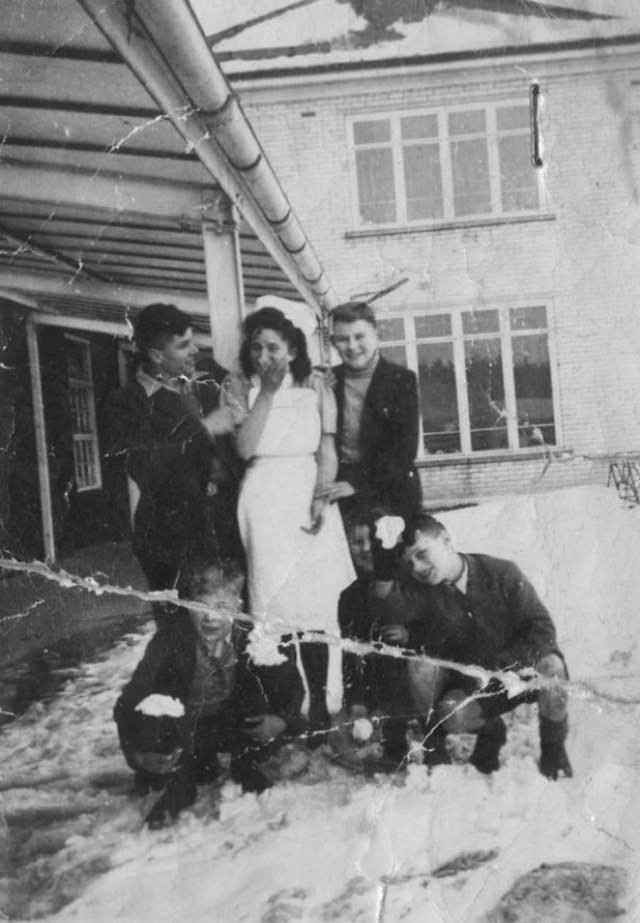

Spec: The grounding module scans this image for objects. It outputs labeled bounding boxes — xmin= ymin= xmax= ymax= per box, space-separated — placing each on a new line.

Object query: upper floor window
xmin=377 ymin=304 xmax=558 ymax=457
xmin=65 ymin=335 xmax=102 ymax=491
xmin=350 ymin=101 xmax=541 ymax=228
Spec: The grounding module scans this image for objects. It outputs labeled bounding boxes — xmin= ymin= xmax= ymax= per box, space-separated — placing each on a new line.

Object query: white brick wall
xmin=240 ymin=51 xmax=640 ymax=503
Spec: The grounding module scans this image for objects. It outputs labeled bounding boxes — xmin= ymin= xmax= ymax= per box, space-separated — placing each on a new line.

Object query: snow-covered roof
xmin=191 ymin=0 xmax=640 ymax=78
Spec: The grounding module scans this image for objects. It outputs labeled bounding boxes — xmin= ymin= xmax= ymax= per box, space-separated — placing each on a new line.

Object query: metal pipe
xmin=76 ymin=0 xmax=337 ymax=314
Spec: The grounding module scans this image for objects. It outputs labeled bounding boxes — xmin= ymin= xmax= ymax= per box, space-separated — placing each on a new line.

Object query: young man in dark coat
xmin=114 ymin=567 xmax=305 ymax=828
xmin=105 ymin=304 xmax=243 ymax=622
xmin=373 ymin=514 xmax=573 ymax=779
xmin=320 ymin=301 xmax=422 ymax=522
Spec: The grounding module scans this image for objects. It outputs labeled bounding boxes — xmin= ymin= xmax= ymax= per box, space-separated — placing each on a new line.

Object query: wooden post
xmin=116 ymin=340 xmax=140 ymax=529
xmin=26 ymin=315 xmax=56 ymax=563
xmin=201 ymin=191 xmax=245 ymax=371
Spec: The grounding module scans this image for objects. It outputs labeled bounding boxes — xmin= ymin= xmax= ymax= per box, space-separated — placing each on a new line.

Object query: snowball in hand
xmin=352 ymin=718 xmax=374 ymax=741
xmin=374 ymin=516 xmax=405 ymax=549
xmin=135 ymin=694 xmax=185 ymax=718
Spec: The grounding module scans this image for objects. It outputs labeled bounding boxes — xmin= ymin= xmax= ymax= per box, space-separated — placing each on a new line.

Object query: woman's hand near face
xmin=258 ymin=356 xmax=289 ymax=394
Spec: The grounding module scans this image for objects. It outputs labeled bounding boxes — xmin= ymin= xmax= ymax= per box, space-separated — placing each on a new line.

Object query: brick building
xmin=201 ymin=0 xmax=640 ymax=506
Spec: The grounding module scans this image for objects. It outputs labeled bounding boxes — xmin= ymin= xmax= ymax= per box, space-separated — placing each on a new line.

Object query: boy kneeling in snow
xmin=114 ymin=567 xmax=304 ymax=828
xmin=369 ymin=514 xmax=573 ymax=779
xmin=337 ymin=510 xmax=417 ymax=765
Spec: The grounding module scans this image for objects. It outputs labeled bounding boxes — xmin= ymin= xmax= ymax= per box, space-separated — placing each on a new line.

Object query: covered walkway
xmin=0 ymin=0 xmax=338 ymax=563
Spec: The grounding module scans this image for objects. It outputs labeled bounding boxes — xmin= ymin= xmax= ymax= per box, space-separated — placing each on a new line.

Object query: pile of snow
xmin=135 ymin=695 xmax=185 ymax=719
xmin=0 ymin=486 xmax=638 ymax=922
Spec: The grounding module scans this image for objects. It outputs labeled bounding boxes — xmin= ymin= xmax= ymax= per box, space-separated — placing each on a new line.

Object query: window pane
xmin=417 ymin=342 xmax=461 ymax=454
xmin=354 ymin=120 xmax=391 ymax=144
xmin=379 ymin=345 xmax=407 ymax=366
xmin=448 ymin=109 xmax=486 ymax=136
xmin=70 ymin=385 xmax=92 ymax=433
xmin=66 ymin=340 xmax=90 ymax=380
xmin=496 ymin=105 xmax=529 ymax=131
xmin=465 ymin=337 xmax=508 ymax=451
xmin=510 ymin=305 xmax=547 ymax=330
xmin=450 ymin=138 xmax=491 ymax=216
xmin=73 ymin=438 xmax=98 ymax=490
xmin=355 ymin=148 xmax=396 ymax=224
xmin=462 ymin=309 xmax=499 ymax=335
xmin=401 ymin=114 xmax=438 ymax=140
xmin=499 ymin=134 xmax=539 ymax=212
xmin=377 ymin=317 xmax=405 ymax=341
xmin=414 ymin=314 xmax=452 ymax=339
xmin=402 ymin=143 xmax=443 ymax=220
xmin=512 ymin=333 xmax=556 ymax=447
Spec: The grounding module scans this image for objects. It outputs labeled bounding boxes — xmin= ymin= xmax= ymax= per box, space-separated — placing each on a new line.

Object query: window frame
xmin=348 ymin=98 xmax=546 ymax=230
xmin=65 ymin=334 xmax=102 ymax=492
xmin=376 ymin=302 xmax=561 ymax=460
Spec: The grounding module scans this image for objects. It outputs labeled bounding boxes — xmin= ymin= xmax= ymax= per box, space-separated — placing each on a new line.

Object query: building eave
xmin=226 ymin=30 xmax=640 ymax=88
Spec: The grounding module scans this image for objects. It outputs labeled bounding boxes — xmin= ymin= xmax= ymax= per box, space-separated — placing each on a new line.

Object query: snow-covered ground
xmin=1 ymin=485 xmax=639 ymax=921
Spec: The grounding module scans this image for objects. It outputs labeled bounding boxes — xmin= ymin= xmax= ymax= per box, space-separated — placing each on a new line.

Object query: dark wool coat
xmin=105 ymin=366 xmax=242 ymax=590
xmin=114 ymin=617 xmax=305 ymax=770
xmin=379 ymin=553 xmax=562 ymax=671
xmin=338 ymin=576 xmax=411 ymax=715
xmin=333 ymin=356 xmax=422 ymax=520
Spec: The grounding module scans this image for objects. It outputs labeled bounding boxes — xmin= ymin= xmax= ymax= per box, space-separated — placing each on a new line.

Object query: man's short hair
xmin=402 ymin=513 xmax=448 ymax=547
xmin=133 ymin=303 xmax=192 ymax=354
xmin=329 ymin=301 xmax=377 ymax=329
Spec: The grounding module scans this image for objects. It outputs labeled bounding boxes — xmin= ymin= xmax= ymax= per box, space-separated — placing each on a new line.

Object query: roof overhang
xmin=0 ymin=0 xmax=337 ymax=326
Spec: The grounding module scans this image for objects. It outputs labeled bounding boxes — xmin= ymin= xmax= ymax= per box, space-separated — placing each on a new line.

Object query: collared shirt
xmin=452 ymin=557 xmax=469 ymax=596
xmin=136 ymin=368 xmax=202 ymax=418
xmin=136 ymin=367 xmax=187 ymax=397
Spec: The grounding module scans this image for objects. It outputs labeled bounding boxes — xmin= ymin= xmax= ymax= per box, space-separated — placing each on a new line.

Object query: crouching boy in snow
xmin=372 ymin=514 xmax=573 ymax=779
xmin=114 ymin=567 xmax=304 ymax=828
xmin=338 ymin=510 xmax=416 ymax=763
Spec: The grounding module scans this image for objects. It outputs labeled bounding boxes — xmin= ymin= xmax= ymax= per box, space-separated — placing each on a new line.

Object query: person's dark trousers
xmin=300 ymin=637 xmax=330 ymax=731
xmin=143 ymin=705 xmax=275 ymax=828
xmin=469 ymin=717 xmax=507 ymax=774
xmin=135 ymin=552 xmax=182 ymax=630
xmin=279 ymin=632 xmax=330 ymax=735
xmin=143 ymin=714 xmax=220 ymax=829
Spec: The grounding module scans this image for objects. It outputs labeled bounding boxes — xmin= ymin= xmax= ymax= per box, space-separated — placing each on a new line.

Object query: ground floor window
xmin=377 ymin=304 xmax=557 ymax=457
xmin=65 ymin=335 xmax=102 ymax=490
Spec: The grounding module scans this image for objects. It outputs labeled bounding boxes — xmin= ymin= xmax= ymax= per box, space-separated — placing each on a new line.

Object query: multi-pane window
xmin=378 ymin=305 xmax=557 ymax=456
xmin=351 ymin=101 xmax=540 ymax=227
xmin=65 ymin=336 xmax=102 ymax=491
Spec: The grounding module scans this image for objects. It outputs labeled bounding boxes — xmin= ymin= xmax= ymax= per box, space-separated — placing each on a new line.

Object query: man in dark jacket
xmin=374 ymin=514 xmax=573 ymax=780
xmin=105 ymin=304 xmax=243 ymax=622
xmin=321 ymin=301 xmax=422 ymax=521
xmin=114 ymin=567 xmax=305 ymax=827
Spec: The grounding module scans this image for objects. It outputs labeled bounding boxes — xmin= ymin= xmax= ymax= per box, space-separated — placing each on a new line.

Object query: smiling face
xmin=331 ymin=319 xmax=378 ymax=371
xmin=347 ymin=522 xmax=374 ymax=574
xmin=188 ymin=569 xmax=239 ymax=649
xmin=191 ymin=607 xmax=230 ymax=648
xmin=149 ymin=328 xmax=199 ymax=379
xmin=249 ymin=328 xmax=296 ymax=376
xmin=404 ymin=531 xmax=458 ymax=586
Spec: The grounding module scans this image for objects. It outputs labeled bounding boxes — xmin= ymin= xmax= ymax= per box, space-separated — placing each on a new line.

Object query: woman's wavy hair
xmin=239 ymin=306 xmax=311 ymax=383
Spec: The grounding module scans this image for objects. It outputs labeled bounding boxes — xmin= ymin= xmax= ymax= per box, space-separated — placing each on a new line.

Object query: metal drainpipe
xmin=76 ymin=0 xmax=338 ymax=320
